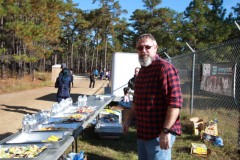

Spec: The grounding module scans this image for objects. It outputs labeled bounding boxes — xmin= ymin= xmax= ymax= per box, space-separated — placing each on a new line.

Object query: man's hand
xmin=159 ymin=132 xmax=170 ymax=150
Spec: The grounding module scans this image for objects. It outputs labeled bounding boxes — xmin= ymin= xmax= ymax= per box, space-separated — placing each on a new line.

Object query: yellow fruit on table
xmin=42 ymin=135 xmax=60 ymax=142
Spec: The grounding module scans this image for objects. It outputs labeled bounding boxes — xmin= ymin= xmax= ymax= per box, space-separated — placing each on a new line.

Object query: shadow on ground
xmin=85 ymin=153 xmax=114 ymax=160
xmin=0 ymin=129 xmax=21 ymax=141
xmin=0 ymin=132 xmax=13 ymax=141
xmin=35 ymin=93 xmax=93 ymax=103
xmin=0 ymin=104 xmax=41 ymax=114
xmin=78 ymin=125 xmax=138 ymax=159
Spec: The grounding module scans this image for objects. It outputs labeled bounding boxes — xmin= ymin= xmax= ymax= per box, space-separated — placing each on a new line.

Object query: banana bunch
xmin=42 ymin=135 xmax=60 ymax=142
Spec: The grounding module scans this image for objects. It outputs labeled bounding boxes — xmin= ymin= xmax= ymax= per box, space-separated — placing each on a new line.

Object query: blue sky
xmin=73 ymin=0 xmax=238 ymax=19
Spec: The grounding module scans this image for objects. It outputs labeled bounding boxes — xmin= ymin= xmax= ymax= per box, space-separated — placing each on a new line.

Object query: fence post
xmin=164 ymin=52 xmax=171 ymax=63
xmin=235 ymin=21 xmax=240 ymax=31
xmin=186 ymin=42 xmax=196 ymax=114
xmin=235 ymin=21 xmax=240 ymax=149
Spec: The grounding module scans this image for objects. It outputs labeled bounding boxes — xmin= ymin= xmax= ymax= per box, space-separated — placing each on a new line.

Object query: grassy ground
xmin=173 ymin=111 xmax=239 ymax=160
xmin=62 ymin=109 xmax=239 ymax=160
xmin=0 ymin=72 xmax=52 ymax=94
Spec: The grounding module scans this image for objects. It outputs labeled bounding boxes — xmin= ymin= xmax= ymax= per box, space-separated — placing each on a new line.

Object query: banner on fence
xmin=200 ymin=62 xmax=236 ymax=97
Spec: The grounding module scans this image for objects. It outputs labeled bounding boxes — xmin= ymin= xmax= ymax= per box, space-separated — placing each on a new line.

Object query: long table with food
xmin=0 ymin=95 xmax=115 ymax=160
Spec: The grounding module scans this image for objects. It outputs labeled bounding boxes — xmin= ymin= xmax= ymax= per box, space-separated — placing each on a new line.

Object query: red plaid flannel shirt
xmin=134 ymin=55 xmax=183 ymax=140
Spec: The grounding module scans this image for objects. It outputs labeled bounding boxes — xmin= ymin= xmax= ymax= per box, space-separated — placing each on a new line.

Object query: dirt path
xmin=0 ymin=77 xmax=109 ymax=140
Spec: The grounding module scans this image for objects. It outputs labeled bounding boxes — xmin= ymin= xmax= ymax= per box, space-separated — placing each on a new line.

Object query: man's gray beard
xmin=138 ymin=56 xmax=152 ymax=67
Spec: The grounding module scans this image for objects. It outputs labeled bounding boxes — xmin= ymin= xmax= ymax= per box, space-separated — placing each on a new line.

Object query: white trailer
xmin=110 ymin=52 xmax=140 ymax=101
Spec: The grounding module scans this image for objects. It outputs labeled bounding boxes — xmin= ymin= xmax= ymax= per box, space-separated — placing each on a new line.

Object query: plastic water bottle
xmin=79 ymin=151 xmax=84 ymax=160
xmin=214 ymin=136 xmax=224 ymax=146
xmin=82 ymin=95 xmax=87 ymax=106
xmin=83 ymin=95 xmax=87 ymax=101
xmin=22 ymin=115 xmax=30 ymax=132
xmin=78 ymin=96 xmax=83 ymax=107
xmin=68 ymin=97 xmax=73 ymax=107
xmin=73 ymin=151 xmax=84 ymax=160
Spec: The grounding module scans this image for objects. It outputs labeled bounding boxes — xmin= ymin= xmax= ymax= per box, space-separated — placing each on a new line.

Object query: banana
xmin=42 ymin=135 xmax=60 ymax=142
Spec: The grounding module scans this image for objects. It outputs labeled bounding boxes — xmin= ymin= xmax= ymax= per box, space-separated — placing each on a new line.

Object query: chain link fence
xmin=170 ymin=38 xmax=240 ymax=152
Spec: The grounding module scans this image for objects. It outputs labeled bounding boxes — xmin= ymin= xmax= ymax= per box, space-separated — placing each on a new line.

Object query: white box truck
xmin=110 ymin=52 xmax=140 ymax=101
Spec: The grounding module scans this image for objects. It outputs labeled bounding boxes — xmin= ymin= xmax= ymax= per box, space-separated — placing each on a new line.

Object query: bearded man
xmin=123 ymin=33 xmax=183 ymax=160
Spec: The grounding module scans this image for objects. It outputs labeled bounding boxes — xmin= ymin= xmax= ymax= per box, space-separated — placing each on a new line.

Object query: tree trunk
xmin=95 ymin=33 xmax=99 ymax=69
xmin=91 ymin=45 xmax=95 ymax=71
xmin=43 ymin=58 xmax=46 ymax=71
xmin=84 ymin=47 xmax=87 ymax=73
xmin=1 ymin=62 xmax=7 ymax=80
xmin=71 ymin=41 xmax=73 ymax=69
xmin=104 ymin=35 xmax=108 ymax=70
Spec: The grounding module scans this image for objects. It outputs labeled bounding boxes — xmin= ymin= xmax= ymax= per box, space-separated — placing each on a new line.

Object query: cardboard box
xmin=191 ymin=143 xmax=209 ymax=156
xmin=204 ymin=121 xmax=218 ymax=136
xmin=189 ymin=117 xmax=204 ymax=136
xmin=111 ymin=106 xmax=131 ymax=123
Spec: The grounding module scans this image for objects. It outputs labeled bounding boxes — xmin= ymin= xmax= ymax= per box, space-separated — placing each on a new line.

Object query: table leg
xmin=75 ymin=138 xmax=78 ymax=153
xmin=72 ymin=141 xmax=74 ymax=152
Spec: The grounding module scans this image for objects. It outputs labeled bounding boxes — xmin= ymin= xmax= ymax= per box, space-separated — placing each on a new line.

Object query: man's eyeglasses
xmin=136 ymin=45 xmax=155 ymax=51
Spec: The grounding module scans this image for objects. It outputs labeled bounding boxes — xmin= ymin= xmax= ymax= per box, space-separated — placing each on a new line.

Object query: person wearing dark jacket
xmin=59 ymin=63 xmax=73 ymax=92
xmin=55 ymin=68 xmax=72 ymax=103
xmin=89 ymin=69 xmax=95 ymax=88
xmin=128 ymin=67 xmax=140 ymax=95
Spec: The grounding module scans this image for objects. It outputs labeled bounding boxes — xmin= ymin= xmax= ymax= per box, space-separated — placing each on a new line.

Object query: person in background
xmin=128 ymin=67 xmax=140 ymax=96
xmin=100 ymin=70 xmax=104 ymax=80
xmin=118 ymin=87 xmax=132 ymax=109
xmin=105 ymin=70 xmax=109 ymax=80
xmin=123 ymin=34 xmax=183 ymax=160
xmin=123 ymin=87 xmax=130 ymax=102
xmin=118 ymin=67 xmax=140 ymax=108
xmin=94 ymin=69 xmax=99 ymax=79
xmin=55 ymin=68 xmax=72 ymax=103
xmin=69 ymin=68 xmax=74 ymax=88
xmin=89 ymin=68 xmax=96 ymax=88
xmin=108 ymin=70 xmax=110 ymax=80
xmin=59 ymin=63 xmax=73 ymax=92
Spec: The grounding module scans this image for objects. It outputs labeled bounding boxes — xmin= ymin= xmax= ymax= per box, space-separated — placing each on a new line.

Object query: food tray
xmin=44 ymin=117 xmax=85 ymax=124
xmin=5 ymin=131 xmax=71 ymax=148
xmin=52 ymin=112 xmax=88 ymax=121
xmin=0 ymin=143 xmax=48 ymax=159
xmin=43 ymin=117 xmax=67 ymax=124
xmin=31 ymin=122 xmax=82 ymax=133
xmin=62 ymin=107 xmax=79 ymax=114
xmin=78 ymin=106 xmax=97 ymax=117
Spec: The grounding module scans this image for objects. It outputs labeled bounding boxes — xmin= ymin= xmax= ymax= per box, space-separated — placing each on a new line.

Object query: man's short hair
xmin=136 ymin=33 xmax=157 ymax=46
